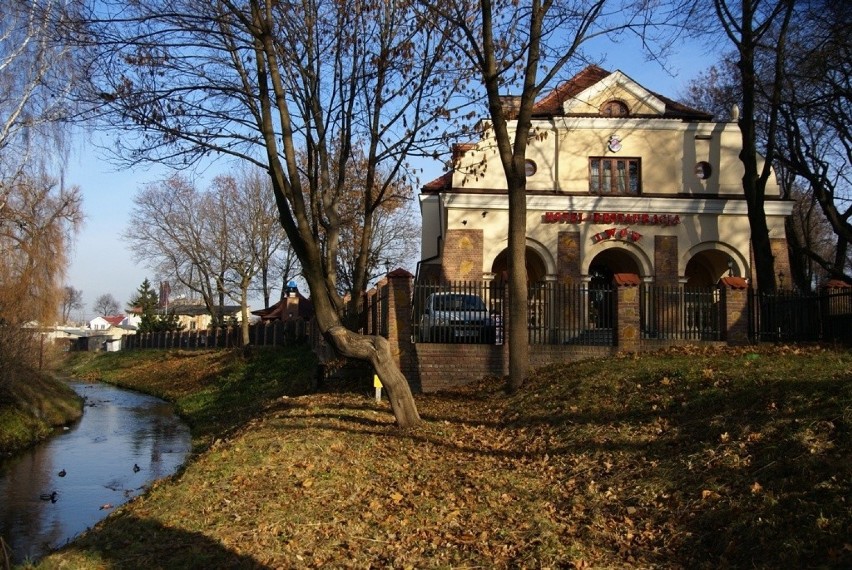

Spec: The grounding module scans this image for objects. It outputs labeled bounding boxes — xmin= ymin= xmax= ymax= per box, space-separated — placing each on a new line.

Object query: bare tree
xmin=211 ymin=173 xmax=266 ymax=344
xmin=686 ymin=2 xmax=851 ymax=288
xmin=712 ymin=0 xmax=796 ymax=291
xmin=774 ymin=0 xmax=852 ymax=283
xmin=77 ymin=0 xmax=468 ymax=427
xmin=125 ymin=174 xmax=231 ymax=326
xmin=93 ymin=293 xmax=120 ymax=315
xmin=0 ymin=1 xmax=81 ymax=183
xmin=60 ymin=285 xmax=84 ymax=324
xmin=425 ymin=0 xmax=693 ymax=390
xmin=236 ymin=166 xmax=297 ymax=308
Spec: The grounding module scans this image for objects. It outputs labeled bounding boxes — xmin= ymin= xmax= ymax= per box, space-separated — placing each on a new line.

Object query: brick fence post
xmin=718 ymin=276 xmax=750 ymax=345
xmin=385 ymin=268 xmax=420 ymax=391
xmin=614 ymin=273 xmax=641 ymax=353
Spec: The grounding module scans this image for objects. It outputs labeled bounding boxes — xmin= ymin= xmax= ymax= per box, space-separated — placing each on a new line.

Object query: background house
xmin=169 ymin=302 xmax=243 ymax=330
xmin=88 ymin=315 xmax=127 ymax=330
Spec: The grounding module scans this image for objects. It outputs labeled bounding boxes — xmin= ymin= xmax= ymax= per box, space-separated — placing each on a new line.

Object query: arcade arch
xmin=489 ymin=240 xmax=554 ymax=284
xmin=682 ymin=243 xmax=747 ymax=287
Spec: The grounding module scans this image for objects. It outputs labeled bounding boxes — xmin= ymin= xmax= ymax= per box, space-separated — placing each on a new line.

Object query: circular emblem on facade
xmin=607 ymin=135 xmax=622 ymax=152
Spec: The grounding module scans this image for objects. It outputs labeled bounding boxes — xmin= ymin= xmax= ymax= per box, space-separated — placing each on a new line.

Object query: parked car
xmin=419 ymin=292 xmax=495 ymax=343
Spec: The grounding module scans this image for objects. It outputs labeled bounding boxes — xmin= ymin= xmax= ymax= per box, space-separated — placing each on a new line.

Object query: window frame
xmin=589 ymin=157 xmax=642 ymax=195
xmin=600 ymin=99 xmax=630 ymax=117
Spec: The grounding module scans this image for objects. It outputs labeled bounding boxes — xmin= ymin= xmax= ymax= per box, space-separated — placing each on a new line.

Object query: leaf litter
xmin=35 ymin=344 xmax=852 ymax=569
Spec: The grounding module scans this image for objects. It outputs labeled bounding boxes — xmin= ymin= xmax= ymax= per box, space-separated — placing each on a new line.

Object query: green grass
xmin=59 ymin=346 xmax=318 ymax=451
xmin=24 ymin=344 xmax=852 ymax=569
xmin=0 ymin=369 xmax=82 ymax=454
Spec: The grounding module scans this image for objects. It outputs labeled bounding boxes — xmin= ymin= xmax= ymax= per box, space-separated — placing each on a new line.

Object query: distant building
xmin=88 ymin=315 xmax=126 ymax=330
xmin=169 ymin=302 xmax=243 ymax=330
xmin=252 ymin=282 xmax=313 ymax=322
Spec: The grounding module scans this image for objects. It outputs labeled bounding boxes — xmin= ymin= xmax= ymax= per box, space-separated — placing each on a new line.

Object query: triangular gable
xmin=561 ymin=69 xmax=666 ymax=116
xmin=533 ymin=65 xmax=712 ymax=121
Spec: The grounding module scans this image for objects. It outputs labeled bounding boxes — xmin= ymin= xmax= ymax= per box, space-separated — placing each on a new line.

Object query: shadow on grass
xmin=52 ymin=513 xmax=269 ymax=569
xmin=259 ymin=372 xmax=851 ymax=568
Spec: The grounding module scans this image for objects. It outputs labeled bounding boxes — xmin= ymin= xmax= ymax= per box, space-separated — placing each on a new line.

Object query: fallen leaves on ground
xmin=37 ymin=344 xmax=852 ymax=569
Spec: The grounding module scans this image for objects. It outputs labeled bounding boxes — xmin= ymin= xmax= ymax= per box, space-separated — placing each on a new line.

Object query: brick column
xmin=719 ymin=276 xmax=749 ymax=345
xmin=654 ymin=235 xmax=679 ymax=286
xmin=771 ymin=237 xmax=791 ymax=289
xmin=442 ymin=229 xmax=483 ymax=281
xmin=614 ymin=273 xmax=641 ymax=353
xmin=385 ymin=268 xmax=420 ymax=391
xmin=557 ymin=230 xmax=581 ymax=285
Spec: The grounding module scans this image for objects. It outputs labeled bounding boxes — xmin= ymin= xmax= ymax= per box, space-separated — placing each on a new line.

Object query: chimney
xmin=500 ymin=95 xmax=522 ymax=120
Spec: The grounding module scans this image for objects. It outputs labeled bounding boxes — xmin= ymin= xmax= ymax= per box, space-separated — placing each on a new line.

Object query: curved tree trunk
xmin=324 ymin=325 xmax=422 ymax=428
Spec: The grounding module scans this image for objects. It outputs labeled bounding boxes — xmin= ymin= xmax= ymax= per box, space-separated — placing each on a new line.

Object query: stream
xmin=0 ymin=381 xmax=191 ymax=565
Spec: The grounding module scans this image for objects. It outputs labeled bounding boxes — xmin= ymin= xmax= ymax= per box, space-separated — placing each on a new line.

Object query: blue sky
xmin=63 ymin=36 xmax=720 ymax=322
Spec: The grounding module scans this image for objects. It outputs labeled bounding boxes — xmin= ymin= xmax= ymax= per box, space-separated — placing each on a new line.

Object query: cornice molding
xmin=440 ymin=193 xmax=794 ymax=216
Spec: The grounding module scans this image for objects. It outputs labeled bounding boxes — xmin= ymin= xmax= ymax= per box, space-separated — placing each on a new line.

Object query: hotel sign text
xmin=542 ymin=211 xmax=682 ymax=226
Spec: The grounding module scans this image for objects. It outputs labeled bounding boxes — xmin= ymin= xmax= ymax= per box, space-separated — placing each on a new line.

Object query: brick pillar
xmin=557 ymin=230 xmax=581 ymax=285
xmin=771 ymin=237 xmax=791 ymax=289
xmin=719 ymin=276 xmax=750 ymax=345
xmin=654 ymin=235 xmax=679 ymax=286
xmin=614 ymin=273 xmax=641 ymax=353
xmin=442 ymin=229 xmax=483 ymax=281
xmin=385 ymin=268 xmax=420 ymax=391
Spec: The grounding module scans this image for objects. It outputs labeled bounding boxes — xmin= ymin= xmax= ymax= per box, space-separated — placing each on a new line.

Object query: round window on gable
xmin=525 ymin=159 xmax=537 ymax=177
xmin=695 ymin=161 xmax=712 ymax=180
xmin=601 ymin=100 xmax=629 ymax=117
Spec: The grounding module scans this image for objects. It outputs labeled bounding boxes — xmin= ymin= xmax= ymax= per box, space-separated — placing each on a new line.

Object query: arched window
xmin=600 ymin=100 xmax=629 ymax=117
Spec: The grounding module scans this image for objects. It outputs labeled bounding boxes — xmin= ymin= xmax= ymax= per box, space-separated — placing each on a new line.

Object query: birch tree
xmin=1 ymin=0 xmax=84 ymax=392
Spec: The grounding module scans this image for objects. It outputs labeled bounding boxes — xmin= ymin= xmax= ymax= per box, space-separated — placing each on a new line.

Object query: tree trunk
xmin=240 ymin=284 xmax=250 ymax=346
xmin=506 ymin=169 xmax=529 ymax=392
xmin=737 ymin=3 xmax=776 ymax=291
xmin=324 ymin=325 xmax=422 ymax=428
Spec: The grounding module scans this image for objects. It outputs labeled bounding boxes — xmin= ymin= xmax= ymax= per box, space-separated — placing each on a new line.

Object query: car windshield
xmin=432 ymin=294 xmax=486 ymax=312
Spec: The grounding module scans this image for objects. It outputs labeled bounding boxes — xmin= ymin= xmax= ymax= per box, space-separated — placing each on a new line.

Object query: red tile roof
xmin=422 ymin=172 xmax=451 ymax=192
xmin=613 ymin=273 xmax=641 ymax=287
xmin=719 ymin=276 xmax=749 ymax=290
xmin=533 ymin=65 xmax=713 ymax=121
xmin=533 ymin=65 xmax=612 ymax=115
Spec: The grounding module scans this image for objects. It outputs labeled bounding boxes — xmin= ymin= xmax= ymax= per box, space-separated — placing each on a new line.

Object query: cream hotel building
xmin=418 ymin=65 xmax=792 ymax=291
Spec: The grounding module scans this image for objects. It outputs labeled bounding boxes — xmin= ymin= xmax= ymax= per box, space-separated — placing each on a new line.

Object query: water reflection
xmin=0 ymin=381 xmax=191 ymax=564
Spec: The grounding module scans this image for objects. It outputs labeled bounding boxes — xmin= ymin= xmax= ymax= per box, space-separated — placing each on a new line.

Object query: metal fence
xmin=113 ymin=282 xmax=852 ymax=352
xmin=412 ymin=281 xmax=617 ymax=346
xmin=527 ymin=281 xmax=615 ymax=345
xmin=120 ymin=320 xmax=307 ymax=350
xmin=640 ymin=285 xmax=722 ymax=341
xmin=749 ymin=288 xmax=852 ymax=343
xmin=412 ymin=281 xmax=504 ymax=344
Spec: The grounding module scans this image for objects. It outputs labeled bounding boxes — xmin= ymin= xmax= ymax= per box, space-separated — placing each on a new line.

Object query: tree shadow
xmin=50 ymin=514 xmax=269 ymax=569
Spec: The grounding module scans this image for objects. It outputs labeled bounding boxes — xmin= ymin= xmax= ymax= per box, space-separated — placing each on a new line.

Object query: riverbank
xmin=57 ymin=346 xmax=319 ymax=452
xmin=27 ymin=344 xmax=852 ymax=569
xmin=0 ymin=370 xmax=82 ymax=456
